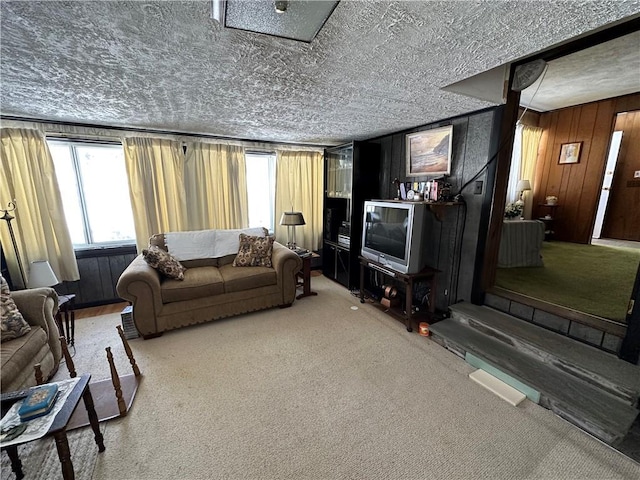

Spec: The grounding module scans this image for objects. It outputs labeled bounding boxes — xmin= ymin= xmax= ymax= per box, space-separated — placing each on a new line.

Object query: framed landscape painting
xmin=406 ymin=125 xmax=453 ymax=177
xmin=558 ymin=142 xmax=582 ymax=164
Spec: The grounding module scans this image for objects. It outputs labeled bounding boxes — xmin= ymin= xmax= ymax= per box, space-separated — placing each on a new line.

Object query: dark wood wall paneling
xmin=533 ymin=93 xmax=640 ymax=243
xmin=56 ymin=246 xmax=137 ymax=308
xmin=370 ymin=109 xmax=497 ymax=312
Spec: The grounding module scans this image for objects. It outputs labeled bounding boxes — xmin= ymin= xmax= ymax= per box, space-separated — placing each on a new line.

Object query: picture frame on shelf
xmin=406 ymin=125 xmax=453 ymax=178
xmin=558 ymin=141 xmax=582 ymax=164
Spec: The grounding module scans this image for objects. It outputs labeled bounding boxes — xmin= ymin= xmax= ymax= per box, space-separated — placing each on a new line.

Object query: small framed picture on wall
xmin=558 ymin=142 xmax=582 ymax=164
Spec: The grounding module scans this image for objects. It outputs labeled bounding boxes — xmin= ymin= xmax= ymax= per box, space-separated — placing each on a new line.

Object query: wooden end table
xmin=296 ymin=252 xmax=319 ymax=299
xmin=56 ymin=294 xmax=76 ymax=347
xmin=2 ymin=374 xmax=105 ymax=480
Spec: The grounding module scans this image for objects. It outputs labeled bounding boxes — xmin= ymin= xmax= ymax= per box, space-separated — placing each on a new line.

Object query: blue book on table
xmin=18 ymin=384 xmax=59 ymax=422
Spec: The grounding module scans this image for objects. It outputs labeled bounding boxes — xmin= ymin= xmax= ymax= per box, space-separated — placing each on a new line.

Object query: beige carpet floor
xmin=52 ymin=275 xmax=639 ymax=480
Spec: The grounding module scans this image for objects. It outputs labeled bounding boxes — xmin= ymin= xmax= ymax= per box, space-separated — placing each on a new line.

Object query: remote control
xmin=1 ymin=388 xmax=30 ymax=404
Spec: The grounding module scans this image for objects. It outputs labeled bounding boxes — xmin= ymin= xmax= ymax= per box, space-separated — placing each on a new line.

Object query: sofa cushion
xmin=161 ymin=266 xmax=225 ymax=303
xmin=219 ymin=264 xmax=277 ymax=293
xmin=143 ymin=246 xmax=186 ymax=280
xmin=1 ymin=276 xmax=31 ymax=343
xmin=0 ymin=326 xmax=48 ymax=381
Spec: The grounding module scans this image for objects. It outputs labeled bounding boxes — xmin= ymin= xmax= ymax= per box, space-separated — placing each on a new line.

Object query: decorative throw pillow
xmin=251 ymin=235 xmax=275 ymax=267
xmin=232 ymin=234 xmax=256 ymax=267
xmin=142 ymin=246 xmax=186 ymax=280
xmin=232 ymin=233 xmax=274 ymax=267
xmin=1 ymin=275 xmax=31 ymax=343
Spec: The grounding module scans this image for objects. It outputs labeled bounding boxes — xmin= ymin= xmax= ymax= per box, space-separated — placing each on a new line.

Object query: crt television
xmin=361 ymin=200 xmax=429 ymax=274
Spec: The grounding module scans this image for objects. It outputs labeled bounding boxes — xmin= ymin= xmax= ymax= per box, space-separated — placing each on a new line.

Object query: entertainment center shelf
xmin=381 ymin=199 xmax=464 ymax=221
xmin=359 ymin=256 xmax=439 ymax=332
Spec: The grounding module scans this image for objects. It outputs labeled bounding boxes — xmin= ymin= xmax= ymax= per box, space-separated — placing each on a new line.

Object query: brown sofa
xmin=1 ymin=287 xmax=63 ymax=392
xmin=116 ymin=233 xmax=302 ymax=338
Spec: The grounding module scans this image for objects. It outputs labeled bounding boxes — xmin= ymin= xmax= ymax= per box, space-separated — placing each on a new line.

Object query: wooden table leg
xmin=82 ymin=386 xmax=106 ymax=452
xmin=5 ymin=445 xmax=24 ymax=480
xmin=54 ymin=430 xmax=75 ymax=480
xmin=60 ymin=337 xmax=77 ymax=378
xmin=405 ymin=278 xmax=413 ymax=332
xmin=296 ymin=256 xmax=318 ymax=299
xmin=360 ymin=262 xmax=366 ymax=303
xmin=69 ymin=297 xmax=76 ymax=347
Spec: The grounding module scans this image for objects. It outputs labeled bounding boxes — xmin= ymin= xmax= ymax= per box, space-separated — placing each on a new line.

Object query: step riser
xmin=430 ymin=329 xmax=630 ymax=446
xmin=450 ymin=309 xmax=638 ymax=407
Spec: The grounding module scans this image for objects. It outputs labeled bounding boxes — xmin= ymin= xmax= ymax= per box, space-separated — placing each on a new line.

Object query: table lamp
xmin=280 ymin=211 xmax=306 ymax=249
xmin=516 ymin=179 xmax=531 ymax=200
xmin=28 ymin=260 xmax=59 ymax=288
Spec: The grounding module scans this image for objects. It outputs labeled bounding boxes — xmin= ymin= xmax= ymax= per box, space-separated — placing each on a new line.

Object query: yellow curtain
xmin=520 ymin=126 xmax=543 ymax=220
xmin=184 ymin=142 xmax=248 ymax=230
xmin=0 ymin=128 xmax=79 ymax=288
xmin=275 ymin=150 xmax=324 ymax=250
xmin=123 ymin=137 xmax=187 ymax=252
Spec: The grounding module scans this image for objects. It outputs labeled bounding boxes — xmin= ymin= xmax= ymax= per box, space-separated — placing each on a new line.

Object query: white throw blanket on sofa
xmin=165 ymin=228 xmax=266 ymax=260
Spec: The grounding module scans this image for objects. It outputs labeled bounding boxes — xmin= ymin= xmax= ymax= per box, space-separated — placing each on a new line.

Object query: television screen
xmin=363 ymin=206 xmax=408 ymax=260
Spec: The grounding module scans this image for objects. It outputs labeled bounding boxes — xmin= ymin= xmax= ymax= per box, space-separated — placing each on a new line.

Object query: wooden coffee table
xmin=2 ymin=374 xmax=105 ymax=480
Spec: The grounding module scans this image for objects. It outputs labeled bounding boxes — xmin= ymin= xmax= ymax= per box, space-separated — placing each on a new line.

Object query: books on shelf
xmin=18 ymin=384 xmax=59 ymax=422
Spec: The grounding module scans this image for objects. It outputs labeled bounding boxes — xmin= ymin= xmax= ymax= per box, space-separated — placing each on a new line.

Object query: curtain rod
xmin=0 ymin=115 xmax=332 ymax=150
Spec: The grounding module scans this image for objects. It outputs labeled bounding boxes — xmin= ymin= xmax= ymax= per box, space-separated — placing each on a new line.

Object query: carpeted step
xmin=429 ymin=318 xmax=639 ymax=446
xmin=449 ymin=302 xmax=640 ymax=407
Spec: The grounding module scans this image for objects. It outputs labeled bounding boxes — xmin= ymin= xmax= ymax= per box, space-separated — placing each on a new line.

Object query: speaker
xmin=324 ymin=208 xmax=342 ymax=241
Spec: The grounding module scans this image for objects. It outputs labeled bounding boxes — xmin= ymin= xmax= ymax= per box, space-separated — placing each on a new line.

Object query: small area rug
xmin=1 ymin=424 xmax=105 ymax=480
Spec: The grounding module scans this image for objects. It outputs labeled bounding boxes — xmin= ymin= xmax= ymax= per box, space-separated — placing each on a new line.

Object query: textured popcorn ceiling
xmin=0 ymin=1 xmax=638 ymax=145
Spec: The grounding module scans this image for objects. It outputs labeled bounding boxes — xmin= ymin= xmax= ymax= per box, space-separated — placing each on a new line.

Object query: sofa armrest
xmin=272 ymin=242 xmax=303 ymax=304
xmin=116 ymin=254 xmax=163 ymax=336
xmin=11 ymin=287 xmax=63 ymax=363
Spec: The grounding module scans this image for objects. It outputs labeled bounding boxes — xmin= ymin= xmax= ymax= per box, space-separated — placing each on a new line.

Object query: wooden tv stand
xmin=358 ymin=256 xmax=438 ymax=332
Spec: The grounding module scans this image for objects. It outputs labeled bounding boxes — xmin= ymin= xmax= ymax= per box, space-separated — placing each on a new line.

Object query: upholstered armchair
xmin=1 ymin=287 xmax=63 ymax=391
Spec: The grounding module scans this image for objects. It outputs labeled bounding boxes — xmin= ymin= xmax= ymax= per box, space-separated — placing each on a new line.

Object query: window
xmin=47 ymin=140 xmax=136 ymax=247
xmin=245 ymin=152 xmax=276 ymax=232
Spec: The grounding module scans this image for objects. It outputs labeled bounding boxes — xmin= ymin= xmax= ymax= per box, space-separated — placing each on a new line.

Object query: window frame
xmin=245 ymin=150 xmax=277 ymax=233
xmin=47 ymin=138 xmax=136 ymax=250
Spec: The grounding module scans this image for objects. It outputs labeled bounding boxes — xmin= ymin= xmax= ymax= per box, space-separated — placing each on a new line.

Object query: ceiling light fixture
xmin=274 ymin=1 xmax=288 ymax=14
xmin=224 ymin=0 xmax=338 ymax=43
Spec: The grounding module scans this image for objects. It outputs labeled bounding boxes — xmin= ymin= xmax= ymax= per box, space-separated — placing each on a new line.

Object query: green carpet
xmin=495 ymin=242 xmax=640 ymax=322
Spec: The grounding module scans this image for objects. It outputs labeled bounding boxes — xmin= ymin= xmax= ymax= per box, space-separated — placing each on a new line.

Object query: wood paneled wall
xmin=370 ymin=109 xmax=498 ymax=311
xmin=533 ymin=93 xmax=640 ymax=243
xmin=56 ymin=247 xmax=137 ymax=308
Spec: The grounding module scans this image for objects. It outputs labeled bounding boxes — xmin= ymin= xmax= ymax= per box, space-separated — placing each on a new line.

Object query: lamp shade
xmin=516 ymin=179 xmax=531 ymax=191
xmin=28 ymin=260 xmax=59 ymax=288
xmin=280 ymin=212 xmax=306 ymax=226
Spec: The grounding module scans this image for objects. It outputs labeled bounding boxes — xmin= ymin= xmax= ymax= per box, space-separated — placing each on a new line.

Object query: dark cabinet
xmin=322 ymin=141 xmax=380 ymax=289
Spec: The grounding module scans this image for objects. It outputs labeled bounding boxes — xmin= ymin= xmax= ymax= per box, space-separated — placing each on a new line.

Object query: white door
xmin=592 ymin=130 xmax=623 ymax=239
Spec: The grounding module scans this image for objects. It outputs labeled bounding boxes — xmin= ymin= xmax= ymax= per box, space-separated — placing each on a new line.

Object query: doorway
xmin=592 ymin=129 xmax=623 ymax=239
xmin=596 ymin=110 xmax=640 ymax=242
